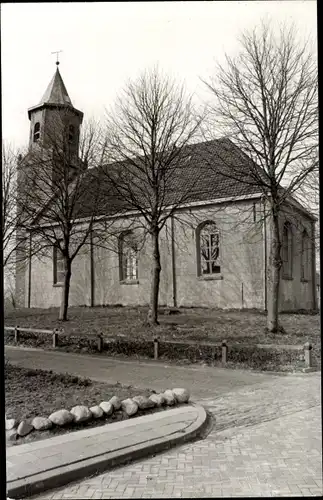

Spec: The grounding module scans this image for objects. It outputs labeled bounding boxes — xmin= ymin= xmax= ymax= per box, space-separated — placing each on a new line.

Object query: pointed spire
xmin=39 ymin=67 xmax=72 ymax=106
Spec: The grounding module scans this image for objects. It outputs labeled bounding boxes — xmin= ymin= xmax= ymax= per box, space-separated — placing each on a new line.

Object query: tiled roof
xmin=162 ymin=139 xmax=265 ymax=205
xmin=39 ymin=68 xmax=72 ymax=106
xmin=73 ymin=139 xmax=264 ymax=219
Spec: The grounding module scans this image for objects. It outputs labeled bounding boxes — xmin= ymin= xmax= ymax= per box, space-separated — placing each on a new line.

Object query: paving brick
xmin=299 ymin=488 xmax=314 ymax=495
xmin=22 ymin=360 xmax=320 ymax=500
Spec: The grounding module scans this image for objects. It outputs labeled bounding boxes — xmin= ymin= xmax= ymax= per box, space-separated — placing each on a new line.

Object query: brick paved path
xmin=30 ymin=370 xmax=321 ymax=499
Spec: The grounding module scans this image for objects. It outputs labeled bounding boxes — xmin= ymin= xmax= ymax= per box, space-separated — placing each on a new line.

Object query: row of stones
xmin=6 ymin=387 xmax=190 ymax=439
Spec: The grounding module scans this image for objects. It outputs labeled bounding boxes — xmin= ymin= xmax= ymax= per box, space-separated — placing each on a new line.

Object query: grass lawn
xmin=4 ymin=305 xmax=320 ymax=347
xmin=5 ymin=363 xmax=160 ymax=446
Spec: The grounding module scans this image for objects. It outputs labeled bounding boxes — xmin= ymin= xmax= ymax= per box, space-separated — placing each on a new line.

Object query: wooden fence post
xmin=222 ymin=340 xmax=228 ymax=365
xmin=304 ymin=342 xmax=313 ymax=368
xmin=14 ymin=326 xmax=19 ymax=344
xmin=52 ymin=329 xmax=58 ymax=348
xmin=97 ymin=334 xmax=103 ymax=353
xmin=154 ymin=338 xmax=159 ymax=360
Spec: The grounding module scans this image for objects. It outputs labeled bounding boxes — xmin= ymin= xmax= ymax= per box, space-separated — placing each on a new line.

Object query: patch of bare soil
xmin=5 ymin=363 xmax=163 ymax=447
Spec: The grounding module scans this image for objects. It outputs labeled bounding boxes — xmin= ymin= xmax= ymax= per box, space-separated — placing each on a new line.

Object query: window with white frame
xmin=197 ymin=221 xmax=221 ymax=276
xmin=53 ymin=243 xmax=65 ymax=285
xmin=301 ymin=229 xmax=310 ymax=281
xmin=282 ymin=222 xmax=293 ymax=279
xmin=119 ymin=231 xmax=138 ymax=282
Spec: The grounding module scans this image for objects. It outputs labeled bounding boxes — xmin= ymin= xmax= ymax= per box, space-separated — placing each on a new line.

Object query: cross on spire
xmin=51 ymin=50 xmax=62 ymax=66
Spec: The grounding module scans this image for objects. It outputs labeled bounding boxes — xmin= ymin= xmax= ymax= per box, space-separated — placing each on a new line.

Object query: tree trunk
xmin=59 ymin=258 xmax=72 ymax=321
xmin=148 ymin=230 xmax=161 ymax=325
xmin=267 ymin=212 xmax=282 ymax=333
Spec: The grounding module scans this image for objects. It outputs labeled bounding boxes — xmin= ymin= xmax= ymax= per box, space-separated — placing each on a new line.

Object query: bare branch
xmin=202 ymin=20 xmax=318 ymax=331
xmin=17 ymin=110 xmax=112 ymax=320
xmin=100 ymin=66 xmax=206 ymax=324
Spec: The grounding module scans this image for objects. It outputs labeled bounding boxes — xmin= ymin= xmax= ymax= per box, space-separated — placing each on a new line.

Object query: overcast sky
xmin=1 ymin=1 xmax=317 ymax=148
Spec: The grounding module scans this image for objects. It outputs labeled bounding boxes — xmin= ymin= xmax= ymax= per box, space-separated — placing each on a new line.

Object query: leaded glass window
xmin=198 ymin=222 xmax=220 ymax=275
xmin=301 ymin=229 xmax=310 ymax=281
xmin=119 ymin=231 xmax=138 ymax=281
xmin=53 ymin=243 xmax=64 ymax=285
xmin=282 ymin=222 xmax=293 ymax=279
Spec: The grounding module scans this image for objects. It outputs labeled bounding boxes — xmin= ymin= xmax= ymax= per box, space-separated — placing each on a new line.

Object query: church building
xmin=15 ymin=66 xmax=318 ymax=312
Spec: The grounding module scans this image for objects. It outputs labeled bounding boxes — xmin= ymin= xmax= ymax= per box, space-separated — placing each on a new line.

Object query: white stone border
xmin=6 ymin=388 xmax=190 ymax=439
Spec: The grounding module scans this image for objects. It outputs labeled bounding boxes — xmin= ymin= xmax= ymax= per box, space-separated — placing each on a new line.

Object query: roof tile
xmin=73 ymin=139 xmax=262 ymax=219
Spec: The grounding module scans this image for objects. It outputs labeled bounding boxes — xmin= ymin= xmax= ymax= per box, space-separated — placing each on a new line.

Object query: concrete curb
xmin=7 ymin=404 xmax=209 ymax=499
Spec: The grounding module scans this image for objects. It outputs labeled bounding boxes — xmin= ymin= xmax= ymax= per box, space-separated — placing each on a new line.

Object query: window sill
xmin=198 ymin=275 xmax=223 ymax=281
xmin=120 ymin=280 xmax=139 ymax=285
xmin=300 ymin=278 xmax=309 ymax=283
xmin=53 ymin=283 xmax=64 ymax=287
xmin=282 ymin=276 xmax=294 ymax=281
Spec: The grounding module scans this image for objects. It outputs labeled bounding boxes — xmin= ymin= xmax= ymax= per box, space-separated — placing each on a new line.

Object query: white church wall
xmin=29 ymin=234 xmax=92 ymax=308
xmin=277 ymin=203 xmax=316 ymax=311
xmin=171 ymin=199 xmax=264 ymax=309
xmin=30 ymin=251 xmax=62 ymax=308
xmin=25 ymin=197 xmax=315 ymax=311
xmin=92 ymin=221 xmax=173 ymax=307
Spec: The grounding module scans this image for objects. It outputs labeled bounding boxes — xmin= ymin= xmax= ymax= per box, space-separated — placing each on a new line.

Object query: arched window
xmin=53 ymin=242 xmax=64 ymax=285
xmin=282 ymin=222 xmax=293 ymax=279
xmin=33 ymin=122 xmax=40 ymax=142
xmin=119 ymin=231 xmax=138 ymax=282
xmin=197 ymin=221 xmax=220 ymax=276
xmin=301 ymin=229 xmax=310 ymax=281
xmin=68 ymin=124 xmax=75 ymax=143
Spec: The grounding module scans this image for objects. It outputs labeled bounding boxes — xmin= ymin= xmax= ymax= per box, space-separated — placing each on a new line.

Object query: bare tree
xmin=202 ymin=21 xmax=318 ymax=332
xmin=19 ymin=112 xmax=107 ymax=320
xmin=2 ymin=142 xmax=29 ymax=270
xmin=101 ymin=67 xmax=205 ymax=325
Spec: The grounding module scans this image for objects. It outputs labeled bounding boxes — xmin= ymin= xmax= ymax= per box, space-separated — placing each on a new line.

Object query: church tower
xmin=27 ymin=62 xmax=84 ymax=160
xmin=17 ymin=61 xmax=86 ymax=207
xmin=16 ymin=61 xmax=85 ymax=308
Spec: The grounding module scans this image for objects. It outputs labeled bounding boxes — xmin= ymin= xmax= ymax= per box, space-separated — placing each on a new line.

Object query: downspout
xmin=262 ymin=198 xmax=268 ymax=312
xmin=311 ymin=220 xmax=317 ymax=310
xmin=171 ymin=215 xmax=177 ymax=308
xmin=90 ymin=229 xmax=95 ymax=307
xmin=27 ymin=231 xmax=32 ymax=308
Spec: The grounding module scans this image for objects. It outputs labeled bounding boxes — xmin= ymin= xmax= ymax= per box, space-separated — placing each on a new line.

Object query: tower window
xmin=33 ymin=122 xmax=40 ymax=142
xmin=68 ymin=124 xmax=75 ymax=143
